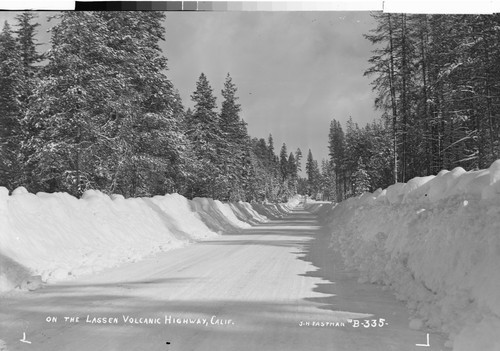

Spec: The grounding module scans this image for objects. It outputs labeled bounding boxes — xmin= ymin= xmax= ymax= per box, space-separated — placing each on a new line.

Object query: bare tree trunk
xmin=400 ymin=14 xmax=409 ymax=182
xmin=75 ymin=123 xmax=81 ymax=196
xmin=388 ymin=14 xmax=399 ymax=183
xmin=419 ymin=15 xmax=432 ymax=175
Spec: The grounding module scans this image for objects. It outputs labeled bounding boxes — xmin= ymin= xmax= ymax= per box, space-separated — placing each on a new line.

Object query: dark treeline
xmin=5 ymin=12 xmax=495 ymax=204
xmin=319 ymin=13 xmax=500 ymax=202
xmin=364 ymin=13 xmax=500 ymax=183
xmin=325 ymin=117 xmax=393 ymax=201
xmin=301 ymin=117 xmax=392 ymax=202
xmin=0 ymin=12 xmax=301 ymax=202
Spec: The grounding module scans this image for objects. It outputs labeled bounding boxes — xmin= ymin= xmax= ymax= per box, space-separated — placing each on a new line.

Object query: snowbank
xmin=251 ymin=195 xmax=302 ymax=219
xmin=228 ymin=202 xmax=269 ymax=225
xmin=0 ymin=189 xmax=270 ymax=293
xmin=189 ymin=197 xmax=251 ymax=233
xmin=317 ymin=160 xmax=500 ymax=351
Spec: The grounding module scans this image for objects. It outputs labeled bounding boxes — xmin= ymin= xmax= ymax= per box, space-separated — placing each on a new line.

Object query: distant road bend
xmin=0 ymin=204 xmax=448 ymax=351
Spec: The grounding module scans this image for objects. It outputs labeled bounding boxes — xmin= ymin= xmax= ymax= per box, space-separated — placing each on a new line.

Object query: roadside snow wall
xmin=0 ymin=189 xmax=283 ymax=293
xmin=251 ymin=195 xmax=302 ymax=219
xmin=314 ymin=160 xmax=500 ymax=351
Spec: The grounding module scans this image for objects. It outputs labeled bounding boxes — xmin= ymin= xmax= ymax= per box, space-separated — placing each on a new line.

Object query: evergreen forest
xmin=1 ymin=12 xmax=499 ymax=202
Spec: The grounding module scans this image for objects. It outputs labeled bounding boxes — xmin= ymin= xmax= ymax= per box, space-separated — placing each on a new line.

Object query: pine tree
xmin=353 ymin=157 xmax=371 ymax=195
xmin=25 ymin=12 xmax=120 ymax=194
xmin=238 ymin=126 xmax=253 ymax=201
xmin=364 ymin=119 xmax=393 ymax=190
xmin=220 ymin=73 xmax=241 ymax=141
xmin=102 ymin=11 xmax=185 ymax=197
xmin=24 ymin=12 xmax=184 ymax=197
xmin=267 ymin=134 xmax=275 ymax=168
xmin=219 ymin=73 xmax=249 ymax=201
xmin=279 ymin=143 xmax=288 ymax=182
xmin=305 ymin=149 xmax=316 ymax=196
xmin=287 ymin=152 xmax=297 ymax=179
xmin=187 ymin=72 xmax=224 ymax=198
xmin=320 ymin=159 xmax=336 ymax=201
xmin=14 ymin=12 xmax=42 ymax=103
xmin=12 ymin=12 xmax=43 ymax=189
xmin=365 ymin=14 xmax=500 ymax=181
xmin=0 ymin=21 xmax=23 ymax=190
xmin=311 ymin=160 xmax=321 ymax=199
xmin=344 ymin=117 xmax=362 ymax=196
xmin=287 ymin=152 xmax=297 ymax=194
xmin=295 ymin=148 xmax=302 ymax=173
xmin=248 ymin=137 xmax=269 ymax=202
xmin=265 ymin=133 xmax=281 ymax=200
xmin=328 ymin=119 xmax=346 ymax=200
xmin=364 ymin=13 xmax=401 ymax=183
xmin=248 ymin=137 xmax=277 ymax=202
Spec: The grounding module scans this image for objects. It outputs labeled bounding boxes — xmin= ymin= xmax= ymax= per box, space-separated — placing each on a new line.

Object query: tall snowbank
xmin=251 ymin=194 xmax=302 ymax=219
xmin=228 ymin=202 xmax=269 ymax=225
xmin=0 ymin=189 xmax=269 ymax=293
xmin=189 ymin=197 xmax=251 ymax=233
xmin=318 ymin=160 xmax=500 ymax=351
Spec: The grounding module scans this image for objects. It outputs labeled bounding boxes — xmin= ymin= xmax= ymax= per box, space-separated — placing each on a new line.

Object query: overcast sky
xmin=163 ymin=11 xmax=380 ymax=166
xmin=0 ymin=11 xmax=380 ymax=169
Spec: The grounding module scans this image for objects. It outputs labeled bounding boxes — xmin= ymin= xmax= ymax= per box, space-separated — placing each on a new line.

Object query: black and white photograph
xmin=0 ymin=1 xmax=499 ymax=350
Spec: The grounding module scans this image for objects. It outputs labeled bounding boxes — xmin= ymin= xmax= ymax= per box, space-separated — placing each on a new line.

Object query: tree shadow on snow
xmin=295 ymin=214 xmax=449 ymax=350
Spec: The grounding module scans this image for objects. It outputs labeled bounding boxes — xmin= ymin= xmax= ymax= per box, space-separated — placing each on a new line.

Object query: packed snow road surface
xmin=0 ymin=207 xmax=447 ymax=351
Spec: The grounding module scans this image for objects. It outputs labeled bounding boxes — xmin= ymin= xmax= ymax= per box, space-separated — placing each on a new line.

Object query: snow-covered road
xmin=0 ymin=208 xmax=448 ymax=351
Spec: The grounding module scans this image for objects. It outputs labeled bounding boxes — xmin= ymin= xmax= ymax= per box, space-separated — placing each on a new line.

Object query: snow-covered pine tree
xmin=295 ymin=148 xmax=302 ymax=173
xmin=320 ymin=158 xmax=336 ymax=201
xmin=264 ymin=133 xmax=281 ymax=201
xmin=279 ymin=143 xmax=288 ymax=182
xmin=305 ymin=149 xmax=316 ymax=196
xmin=237 ymin=119 xmax=254 ymax=201
xmin=14 ymin=12 xmax=43 ymax=189
xmin=0 ymin=21 xmax=23 ymax=190
xmin=14 ymin=12 xmax=42 ymax=103
xmin=353 ymin=157 xmax=371 ymax=195
xmin=98 ymin=11 xmax=187 ymax=197
xmin=24 ymin=12 xmax=128 ymax=194
xmin=187 ymin=72 xmax=225 ymax=198
xmin=267 ymin=134 xmax=275 ymax=168
xmin=286 ymin=152 xmax=297 ymax=195
xmin=24 ymin=12 xmax=185 ymax=197
xmin=328 ymin=119 xmax=346 ymax=201
xmin=248 ymin=137 xmax=270 ymax=202
xmin=365 ymin=14 xmax=500 ymax=181
xmin=219 ymin=73 xmax=250 ymax=201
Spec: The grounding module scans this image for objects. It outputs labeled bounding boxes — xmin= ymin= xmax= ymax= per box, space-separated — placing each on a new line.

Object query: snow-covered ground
xmin=2 ymin=159 xmax=500 ymax=350
xmin=310 ymin=160 xmax=500 ymax=351
xmin=0 ymin=188 xmax=297 ymax=293
xmin=1 ymin=205 xmax=448 ymax=351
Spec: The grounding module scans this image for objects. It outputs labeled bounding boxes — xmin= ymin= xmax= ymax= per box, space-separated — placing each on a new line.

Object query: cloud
xmin=161 ymin=11 xmax=381 ymax=164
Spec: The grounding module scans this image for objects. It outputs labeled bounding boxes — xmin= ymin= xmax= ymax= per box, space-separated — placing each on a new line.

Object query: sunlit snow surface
xmin=313 ymin=159 xmax=500 ymax=351
xmin=1 ymin=197 xmax=448 ymax=351
xmin=0 ymin=191 xmax=285 ymax=291
xmin=1 ymin=159 xmax=500 ymax=350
